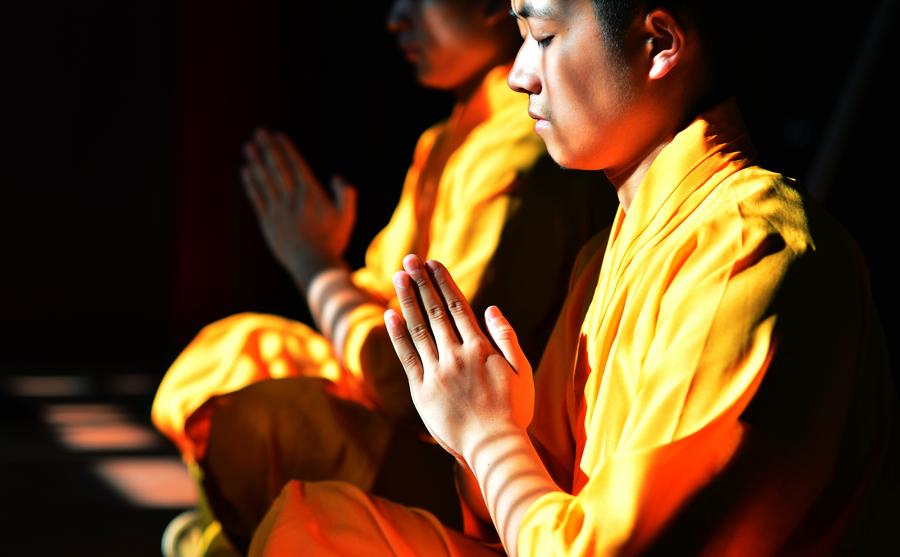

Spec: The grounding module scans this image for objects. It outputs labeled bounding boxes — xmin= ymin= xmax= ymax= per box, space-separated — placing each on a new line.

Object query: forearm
xmin=456 ymin=459 xmax=492 ymax=526
xmin=284 ymin=248 xmax=346 ymax=294
xmin=306 ymin=266 xmax=384 ymax=354
xmin=464 ymin=425 xmax=558 ymax=557
xmin=308 ymin=267 xmax=420 ymax=420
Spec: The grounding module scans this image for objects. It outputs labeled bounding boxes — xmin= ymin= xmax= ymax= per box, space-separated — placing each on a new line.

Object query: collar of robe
xmin=590 ymin=98 xmax=757 ymax=335
xmin=445 ymin=63 xmax=518 ymax=138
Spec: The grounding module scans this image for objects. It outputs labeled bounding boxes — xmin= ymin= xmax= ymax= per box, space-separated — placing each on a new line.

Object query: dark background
xmin=3 ymin=0 xmax=899 ymax=380
xmin=3 ymin=0 xmax=453 ymax=375
xmin=1 ymin=0 xmax=898 ymax=554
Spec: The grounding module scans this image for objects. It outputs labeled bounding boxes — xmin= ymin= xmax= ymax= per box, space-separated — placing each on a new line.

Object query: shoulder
xmin=649 ymin=166 xmax=868 ymax=318
xmin=700 ymin=166 xmax=868 ymax=304
xmin=722 ymin=167 xmax=811 ymax=256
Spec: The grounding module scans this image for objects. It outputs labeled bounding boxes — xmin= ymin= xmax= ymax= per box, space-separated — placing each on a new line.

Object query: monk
xmin=154 ymin=0 xmax=613 ymax=554
xmin=249 ymin=0 xmax=899 ymax=555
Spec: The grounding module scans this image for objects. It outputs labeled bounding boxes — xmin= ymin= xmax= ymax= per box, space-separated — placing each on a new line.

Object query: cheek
xmin=417 ymin=9 xmax=483 ymax=79
xmin=542 ymin=49 xmax=607 ymax=168
xmin=421 ymin=6 xmax=474 ymax=53
xmin=544 ymin=35 xmax=632 ymax=169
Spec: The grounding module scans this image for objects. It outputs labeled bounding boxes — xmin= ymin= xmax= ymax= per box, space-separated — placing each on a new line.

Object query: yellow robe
xmin=249 ymin=99 xmax=898 ymax=556
xmin=151 ymin=64 xmax=610 ymax=463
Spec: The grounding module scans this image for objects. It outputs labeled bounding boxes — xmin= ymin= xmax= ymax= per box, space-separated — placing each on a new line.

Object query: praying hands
xmin=384 ymin=255 xmax=558 ymax=556
xmin=240 ymin=128 xmax=357 ymax=290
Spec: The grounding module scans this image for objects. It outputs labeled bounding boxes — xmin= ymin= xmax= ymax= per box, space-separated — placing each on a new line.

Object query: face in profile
xmin=386 ymin=0 xmax=504 ymax=91
xmin=508 ymin=0 xmax=659 ymax=172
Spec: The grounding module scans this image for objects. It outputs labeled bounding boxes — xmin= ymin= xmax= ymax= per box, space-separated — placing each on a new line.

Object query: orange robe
xmin=249 ymin=99 xmax=898 ymax=556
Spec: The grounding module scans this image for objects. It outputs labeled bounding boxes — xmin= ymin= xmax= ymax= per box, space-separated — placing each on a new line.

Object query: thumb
xmin=485 ymin=306 xmax=529 ymax=374
xmin=331 ymin=175 xmax=357 ymax=221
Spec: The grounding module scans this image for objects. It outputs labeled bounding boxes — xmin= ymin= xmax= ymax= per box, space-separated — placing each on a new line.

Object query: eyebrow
xmin=508 ymin=2 xmax=559 ymax=20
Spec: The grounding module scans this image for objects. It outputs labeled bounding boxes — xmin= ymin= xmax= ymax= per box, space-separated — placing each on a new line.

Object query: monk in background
xmin=250 ymin=0 xmax=899 ymax=555
xmin=153 ymin=0 xmax=614 ymax=554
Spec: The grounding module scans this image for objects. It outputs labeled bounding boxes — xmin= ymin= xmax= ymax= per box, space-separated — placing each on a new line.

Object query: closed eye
xmin=537 ymin=35 xmax=554 ymax=49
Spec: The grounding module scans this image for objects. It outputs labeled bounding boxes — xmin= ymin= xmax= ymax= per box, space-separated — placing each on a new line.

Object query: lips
xmin=398 ymin=43 xmax=420 ymax=57
xmin=529 ymin=108 xmax=550 ymax=134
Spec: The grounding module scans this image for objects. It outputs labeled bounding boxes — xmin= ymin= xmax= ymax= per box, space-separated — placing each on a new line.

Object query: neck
xmin=446 ymin=67 xmax=494 ymax=134
xmin=452 ymin=42 xmax=518 ymax=101
xmin=604 ymin=135 xmax=672 ymax=213
xmin=605 ymin=89 xmax=720 ymax=212
xmin=449 ymin=59 xmax=515 ymax=131
xmin=606 ymin=73 xmax=726 ymax=212
xmin=452 ymin=66 xmax=492 ymax=103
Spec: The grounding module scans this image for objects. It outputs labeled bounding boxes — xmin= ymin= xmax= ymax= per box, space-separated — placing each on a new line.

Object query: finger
xmin=403 ymin=255 xmax=461 ymax=351
xmin=276 ymin=132 xmax=326 ymax=206
xmin=332 ymin=175 xmax=357 ymax=236
xmin=384 ymin=309 xmax=424 ymax=384
xmin=331 ymin=175 xmax=357 ymax=218
xmin=243 ymin=142 xmax=279 ymax=203
xmin=392 ymin=270 xmax=438 ymax=366
xmin=240 ymin=166 xmax=266 ymax=214
xmin=485 ymin=306 xmax=529 ymax=374
xmin=424 ymin=259 xmax=482 ymax=343
xmin=254 ymin=128 xmax=293 ymax=198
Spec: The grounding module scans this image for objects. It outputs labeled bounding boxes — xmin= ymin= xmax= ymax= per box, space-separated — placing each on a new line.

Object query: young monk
xmin=249 ymin=0 xmax=899 ymax=555
xmin=154 ymin=0 xmax=613 ymax=553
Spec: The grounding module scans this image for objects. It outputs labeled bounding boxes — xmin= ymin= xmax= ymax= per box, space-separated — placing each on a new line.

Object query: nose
xmin=507 ymin=41 xmax=542 ymax=95
xmin=386 ymin=0 xmax=411 ymax=33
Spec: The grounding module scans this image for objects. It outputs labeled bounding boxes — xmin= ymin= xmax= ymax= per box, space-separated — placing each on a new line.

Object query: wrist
xmin=461 ymin=422 xmax=529 ymax=471
xmin=287 ymin=249 xmax=345 ymax=291
xmin=462 ymin=423 xmax=555 ymax=557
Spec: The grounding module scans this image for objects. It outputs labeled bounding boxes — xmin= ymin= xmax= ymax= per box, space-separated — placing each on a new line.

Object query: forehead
xmin=510 ymin=0 xmax=567 ymax=20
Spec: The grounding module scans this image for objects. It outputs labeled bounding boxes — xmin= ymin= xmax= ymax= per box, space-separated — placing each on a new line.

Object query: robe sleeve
xmin=517 ymin=184 xmax=891 ymax=555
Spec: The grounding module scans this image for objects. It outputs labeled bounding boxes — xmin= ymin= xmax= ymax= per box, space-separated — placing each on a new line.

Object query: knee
xmin=209 ymin=378 xmax=333 ymax=446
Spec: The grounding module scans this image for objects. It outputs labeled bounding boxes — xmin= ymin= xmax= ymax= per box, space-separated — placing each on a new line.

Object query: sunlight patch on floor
xmin=94 ymin=457 xmax=197 ymax=508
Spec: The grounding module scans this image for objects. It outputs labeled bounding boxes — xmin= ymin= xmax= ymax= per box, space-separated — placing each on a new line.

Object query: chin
xmin=544 ymin=147 xmax=570 ymax=169
xmin=541 ymin=137 xmax=564 ymax=165
xmin=415 ymin=74 xmax=449 ymax=91
xmin=544 ymin=142 xmax=592 ymax=171
xmin=410 ymin=63 xmax=434 ymax=85
xmin=413 ymin=66 xmax=455 ymax=92
xmin=546 ymin=136 xmax=610 ymax=170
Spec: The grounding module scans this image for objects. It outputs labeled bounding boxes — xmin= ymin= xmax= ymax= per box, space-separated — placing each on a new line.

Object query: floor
xmin=1 ymin=372 xmax=196 ymax=556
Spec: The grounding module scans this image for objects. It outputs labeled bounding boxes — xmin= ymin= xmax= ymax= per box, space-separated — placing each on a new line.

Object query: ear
xmin=643 ymin=9 xmax=685 ymax=80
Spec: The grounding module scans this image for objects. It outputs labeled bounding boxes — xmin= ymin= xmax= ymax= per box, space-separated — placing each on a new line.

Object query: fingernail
xmin=486 ymin=306 xmax=502 ymax=322
xmin=384 ymin=309 xmax=400 ymax=327
xmin=424 ymin=259 xmax=439 ymax=272
xmin=404 ymin=255 xmax=421 ymax=272
xmin=392 ymin=272 xmax=407 ymax=288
